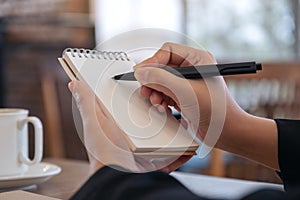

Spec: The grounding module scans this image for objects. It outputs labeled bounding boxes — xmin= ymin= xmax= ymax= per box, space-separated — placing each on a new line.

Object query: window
xmin=94 ymin=0 xmax=182 ymax=43
xmin=185 ymin=0 xmax=299 ymax=61
xmin=94 ymin=0 xmax=300 ymax=61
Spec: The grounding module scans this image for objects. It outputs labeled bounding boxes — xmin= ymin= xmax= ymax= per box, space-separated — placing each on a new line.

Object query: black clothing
xmin=71 ymin=119 xmax=300 ymax=200
xmin=275 ymin=119 xmax=300 ymax=192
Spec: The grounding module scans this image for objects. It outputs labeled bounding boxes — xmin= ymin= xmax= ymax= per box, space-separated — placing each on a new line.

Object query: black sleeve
xmin=70 ymin=166 xmax=205 ymax=200
xmin=70 ymin=165 xmax=289 ymax=200
xmin=275 ymin=119 xmax=300 ymax=191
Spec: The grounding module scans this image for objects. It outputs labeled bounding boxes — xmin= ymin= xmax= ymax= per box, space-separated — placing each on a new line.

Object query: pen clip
xmin=218 ymin=62 xmax=259 ymax=75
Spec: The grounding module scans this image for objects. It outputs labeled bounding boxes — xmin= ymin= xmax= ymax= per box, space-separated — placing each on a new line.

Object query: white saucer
xmin=0 ymin=162 xmax=61 ymax=191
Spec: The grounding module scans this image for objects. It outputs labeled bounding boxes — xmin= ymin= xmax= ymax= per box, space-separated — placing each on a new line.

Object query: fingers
xmin=140 ymin=85 xmax=152 ymax=97
xmin=134 ymin=43 xmax=190 ymax=68
xmin=135 ymin=66 xmax=197 ymax=106
xmin=134 ymin=67 xmax=181 ymax=103
xmin=134 ymin=42 xmax=216 ymax=113
xmin=149 ymin=43 xmax=186 ymax=66
xmin=133 ymin=45 xmax=173 ymax=69
xmin=134 ymin=42 xmax=215 ymax=69
xmin=141 ymin=86 xmax=176 ymax=110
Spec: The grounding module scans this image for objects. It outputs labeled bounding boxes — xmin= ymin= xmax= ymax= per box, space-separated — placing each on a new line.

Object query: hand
xmin=68 ymin=80 xmax=192 ymax=174
xmin=134 ymin=42 xmax=238 ymax=147
xmin=134 ymin=43 xmax=279 ymax=170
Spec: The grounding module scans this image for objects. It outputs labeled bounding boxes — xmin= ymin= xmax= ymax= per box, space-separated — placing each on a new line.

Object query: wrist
xmin=214 ymin=95 xmax=249 ymax=150
xmin=217 ymin=107 xmax=279 ymax=169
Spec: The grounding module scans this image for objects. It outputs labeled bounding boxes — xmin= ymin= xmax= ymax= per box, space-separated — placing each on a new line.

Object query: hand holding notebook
xmin=58 ymin=48 xmax=199 ymax=156
xmin=68 ymin=79 xmax=193 ymax=172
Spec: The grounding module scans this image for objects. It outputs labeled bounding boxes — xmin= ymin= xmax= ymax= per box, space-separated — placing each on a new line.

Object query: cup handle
xmin=18 ymin=116 xmax=43 ymax=165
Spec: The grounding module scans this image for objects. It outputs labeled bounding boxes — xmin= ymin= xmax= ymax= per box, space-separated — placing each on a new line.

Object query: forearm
xmin=216 ymin=98 xmax=279 ymax=170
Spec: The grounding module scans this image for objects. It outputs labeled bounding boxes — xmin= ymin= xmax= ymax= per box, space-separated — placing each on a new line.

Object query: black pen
xmin=112 ymin=62 xmax=262 ymax=81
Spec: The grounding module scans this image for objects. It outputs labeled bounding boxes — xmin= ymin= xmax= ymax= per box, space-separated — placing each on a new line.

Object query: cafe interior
xmin=0 ymin=0 xmax=299 ymax=199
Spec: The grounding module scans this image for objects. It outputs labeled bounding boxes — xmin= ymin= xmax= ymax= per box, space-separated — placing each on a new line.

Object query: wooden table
xmin=29 ymin=158 xmax=90 ymax=200
xmin=24 ymin=158 xmax=283 ymax=200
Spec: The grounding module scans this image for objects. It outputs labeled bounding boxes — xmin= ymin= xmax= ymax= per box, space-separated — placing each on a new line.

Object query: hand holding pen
xmin=124 ymin=43 xmax=267 ymax=160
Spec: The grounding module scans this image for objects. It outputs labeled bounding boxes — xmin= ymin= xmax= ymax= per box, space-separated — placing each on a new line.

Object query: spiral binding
xmin=63 ymin=48 xmax=130 ymax=61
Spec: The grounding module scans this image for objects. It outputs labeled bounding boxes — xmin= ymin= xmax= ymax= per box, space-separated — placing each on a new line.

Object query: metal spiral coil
xmin=63 ymin=48 xmax=130 ymax=61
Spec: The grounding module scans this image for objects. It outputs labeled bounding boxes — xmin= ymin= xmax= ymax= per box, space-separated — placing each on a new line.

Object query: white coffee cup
xmin=0 ymin=108 xmax=43 ymax=177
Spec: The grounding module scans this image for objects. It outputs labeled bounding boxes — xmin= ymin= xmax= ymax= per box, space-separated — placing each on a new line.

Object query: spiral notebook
xmin=58 ymin=48 xmax=199 ymax=156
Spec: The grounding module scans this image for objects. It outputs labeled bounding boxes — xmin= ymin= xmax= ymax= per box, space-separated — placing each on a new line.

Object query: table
xmin=30 ymin=158 xmax=90 ymax=200
xmin=27 ymin=158 xmax=283 ymax=200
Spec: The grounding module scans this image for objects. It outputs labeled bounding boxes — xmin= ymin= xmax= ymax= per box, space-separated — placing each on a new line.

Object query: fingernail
xmin=134 ymin=68 xmax=149 ymax=84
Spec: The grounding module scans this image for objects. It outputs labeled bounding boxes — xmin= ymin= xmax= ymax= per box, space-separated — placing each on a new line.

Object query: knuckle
xmin=162 ymin=42 xmax=174 ymax=47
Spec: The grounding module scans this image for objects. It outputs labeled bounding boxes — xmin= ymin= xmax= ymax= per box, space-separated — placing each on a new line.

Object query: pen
xmin=112 ymin=61 xmax=262 ymax=81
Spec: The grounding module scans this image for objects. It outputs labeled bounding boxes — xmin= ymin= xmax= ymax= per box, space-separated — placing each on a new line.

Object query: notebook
xmin=58 ymin=48 xmax=199 ymax=156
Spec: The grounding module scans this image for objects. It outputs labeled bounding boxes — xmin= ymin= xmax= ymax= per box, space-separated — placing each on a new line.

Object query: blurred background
xmin=1 ymin=0 xmax=300 ymax=184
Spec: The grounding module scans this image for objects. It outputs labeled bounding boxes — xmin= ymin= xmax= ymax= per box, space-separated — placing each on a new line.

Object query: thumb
xmin=68 ymin=80 xmax=97 ymax=120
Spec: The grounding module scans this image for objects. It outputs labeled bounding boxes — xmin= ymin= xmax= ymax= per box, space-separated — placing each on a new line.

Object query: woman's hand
xmin=134 ymin=42 xmax=279 ymax=169
xmin=134 ymin=42 xmax=236 ymax=146
xmin=69 ymin=80 xmax=192 ymax=174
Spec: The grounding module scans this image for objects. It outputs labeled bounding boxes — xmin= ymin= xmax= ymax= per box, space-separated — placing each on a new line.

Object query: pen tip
xmin=111 ymin=73 xmax=136 ymax=81
xmin=112 ymin=74 xmax=122 ymax=80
